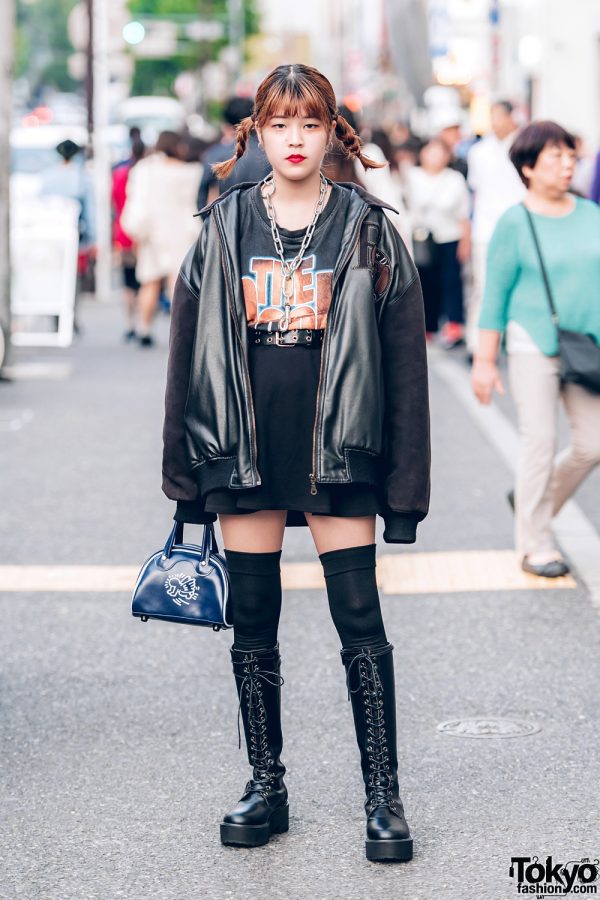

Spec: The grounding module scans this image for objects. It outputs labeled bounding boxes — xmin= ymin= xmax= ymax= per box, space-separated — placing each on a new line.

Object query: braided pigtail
xmin=334 ymin=114 xmax=386 ymax=171
xmin=212 ymin=115 xmax=254 ymax=180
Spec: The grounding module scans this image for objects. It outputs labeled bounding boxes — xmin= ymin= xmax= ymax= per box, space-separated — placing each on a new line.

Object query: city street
xmin=1 ymin=297 xmax=600 ymax=900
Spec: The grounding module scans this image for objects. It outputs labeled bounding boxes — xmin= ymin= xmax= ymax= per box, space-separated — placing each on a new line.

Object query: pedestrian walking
xmin=324 ymin=110 xmax=413 ymax=251
xmin=197 ymin=96 xmax=271 ymax=210
xmin=40 ymin=139 xmax=96 ymax=330
xmin=471 ymin=121 xmax=600 ymax=577
xmin=359 ymin=126 xmax=413 ymax=252
xmin=431 ymin=107 xmax=469 ymax=179
xmin=466 ymin=100 xmax=525 ymax=356
xmin=407 ymin=137 xmax=470 ymax=343
xmin=121 ymin=131 xmax=201 ymax=347
xmin=112 ymin=133 xmax=146 ymax=342
xmin=321 ymin=103 xmax=364 ymax=185
xmin=161 ymin=63 xmax=430 ymax=861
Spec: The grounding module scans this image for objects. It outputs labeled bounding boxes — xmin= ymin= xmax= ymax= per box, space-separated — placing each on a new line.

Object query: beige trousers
xmin=508 ymin=352 xmax=600 ymax=558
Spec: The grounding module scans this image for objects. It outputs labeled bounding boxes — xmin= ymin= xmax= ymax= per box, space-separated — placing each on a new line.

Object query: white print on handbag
xmin=164 ymin=574 xmax=199 ymax=606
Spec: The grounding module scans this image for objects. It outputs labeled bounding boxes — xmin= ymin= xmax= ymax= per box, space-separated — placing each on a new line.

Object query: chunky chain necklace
xmin=261 ymin=171 xmax=328 ymax=332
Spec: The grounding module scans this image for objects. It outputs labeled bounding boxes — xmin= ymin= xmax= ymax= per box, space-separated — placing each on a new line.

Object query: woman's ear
xmin=256 ymin=127 xmax=263 ymax=148
xmin=328 ymin=121 xmax=336 ymax=149
xmin=522 ymin=163 xmax=533 ymax=182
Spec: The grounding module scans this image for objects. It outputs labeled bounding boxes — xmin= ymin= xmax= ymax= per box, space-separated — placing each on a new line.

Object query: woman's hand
xmin=471 ymin=357 xmax=505 ymax=405
xmin=457 ymin=235 xmax=471 ymax=264
xmin=457 ymin=218 xmax=471 ymax=264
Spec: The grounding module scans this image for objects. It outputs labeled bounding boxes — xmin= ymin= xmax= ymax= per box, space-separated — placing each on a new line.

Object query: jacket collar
xmin=195 ymin=178 xmax=398 ymax=218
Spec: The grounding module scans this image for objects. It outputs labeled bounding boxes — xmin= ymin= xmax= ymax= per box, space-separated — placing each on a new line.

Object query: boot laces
xmin=345 ymin=649 xmax=396 ymax=812
xmin=234 ymin=653 xmax=284 ymax=789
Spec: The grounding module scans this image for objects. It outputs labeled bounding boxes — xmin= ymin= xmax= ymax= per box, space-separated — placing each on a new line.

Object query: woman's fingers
xmin=471 ymin=360 xmax=500 ymax=405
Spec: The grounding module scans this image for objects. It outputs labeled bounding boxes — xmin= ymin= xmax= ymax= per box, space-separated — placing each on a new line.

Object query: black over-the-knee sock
xmin=224 ymin=549 xmax=282 ymax=652
xmin=319 ymin=543 xmax=388 ymax=651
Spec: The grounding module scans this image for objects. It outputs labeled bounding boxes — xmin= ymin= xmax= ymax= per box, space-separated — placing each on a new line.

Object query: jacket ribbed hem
xmin=382 ymin=512 xmax=419 ymax=544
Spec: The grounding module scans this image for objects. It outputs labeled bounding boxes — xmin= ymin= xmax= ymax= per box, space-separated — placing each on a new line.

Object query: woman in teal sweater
xmin=472 ymin=121 xmax=600 ymax=577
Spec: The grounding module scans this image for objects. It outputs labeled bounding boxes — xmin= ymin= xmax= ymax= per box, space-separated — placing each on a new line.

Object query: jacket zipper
xmin=309 ymin=207 xmax=370 ymax=495
xmin=213 ymin=208 xmax=260 ymax=486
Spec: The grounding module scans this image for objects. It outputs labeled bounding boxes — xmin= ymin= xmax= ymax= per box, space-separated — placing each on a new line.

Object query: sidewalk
xmin=1 ymin=298 xmax=599 ymax=900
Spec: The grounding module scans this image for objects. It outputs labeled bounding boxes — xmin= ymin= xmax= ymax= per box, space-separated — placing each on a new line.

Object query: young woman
xmin=121 ymin=131 xmax=202 ymax=346
xmin=472 ymin=121 xmax=600 ymax=577
xmin=407 ymin=137 xmax=471 ymax=345
xmin=162 ymin=64 xmax=430 ymax=862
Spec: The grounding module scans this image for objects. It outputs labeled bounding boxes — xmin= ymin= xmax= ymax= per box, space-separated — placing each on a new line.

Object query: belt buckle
xmin=274 ymin=329 xmax=298 ymax=347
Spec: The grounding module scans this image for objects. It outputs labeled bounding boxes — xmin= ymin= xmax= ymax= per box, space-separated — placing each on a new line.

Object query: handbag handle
xmin=522 ymin=203 xmax=559 ymax=328
xmin=163 ymin=520 xmax=218 ymax=560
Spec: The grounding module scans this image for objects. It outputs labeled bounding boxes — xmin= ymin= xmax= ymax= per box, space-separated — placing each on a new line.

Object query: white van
xmin=114 ymin=96 xmax=186 ymax=145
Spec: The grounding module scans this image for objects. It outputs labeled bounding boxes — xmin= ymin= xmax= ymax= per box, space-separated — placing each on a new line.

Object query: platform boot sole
xmin=220 ymin=803 xmax=289 ymax=847
xmin=365 ymin=835 xmax=413 ymax=862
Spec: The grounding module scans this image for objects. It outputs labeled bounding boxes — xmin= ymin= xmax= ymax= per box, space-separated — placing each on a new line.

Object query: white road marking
xmin=0 ymin=551 xmax=576 ymax=594
xmin=2 ymin=363 xmax=72 ymax=380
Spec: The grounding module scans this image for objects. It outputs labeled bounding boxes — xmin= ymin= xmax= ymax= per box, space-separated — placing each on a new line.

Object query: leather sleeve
xmin=161 ymin=230 xmax=207 ymax=505
xmin=376 ymin=213 xmax=431 ymax=542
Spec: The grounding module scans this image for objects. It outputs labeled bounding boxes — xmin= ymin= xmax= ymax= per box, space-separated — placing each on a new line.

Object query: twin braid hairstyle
xmin=212 ymin=63 xmax=385 ymax=180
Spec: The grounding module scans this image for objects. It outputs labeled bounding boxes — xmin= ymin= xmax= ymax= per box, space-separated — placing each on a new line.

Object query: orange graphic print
xmin=242 ymin=254 xmax=333 ymax=330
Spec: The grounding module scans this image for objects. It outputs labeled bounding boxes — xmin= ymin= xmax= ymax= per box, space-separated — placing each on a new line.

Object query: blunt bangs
xmin=255 ymin=74 xmax=333 ymax=127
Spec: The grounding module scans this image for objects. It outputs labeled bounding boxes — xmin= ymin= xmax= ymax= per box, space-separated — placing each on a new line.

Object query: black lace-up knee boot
xmin=341 ymin=642 xmax=413 ymax=862
xmin=220 ymin=644 xmax=289 ymax=847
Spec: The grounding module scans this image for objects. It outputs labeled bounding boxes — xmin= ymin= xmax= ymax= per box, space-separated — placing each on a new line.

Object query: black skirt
xmin=204 ymin=340 xmax=383 ymax=527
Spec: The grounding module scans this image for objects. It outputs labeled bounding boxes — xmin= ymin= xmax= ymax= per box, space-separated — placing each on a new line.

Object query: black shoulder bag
xmin=523 ymin=203 xmax=600 ymax=394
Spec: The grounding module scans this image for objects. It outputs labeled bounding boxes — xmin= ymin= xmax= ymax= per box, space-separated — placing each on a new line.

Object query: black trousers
xmin=417 ymin=239 xmax=464 ymax=333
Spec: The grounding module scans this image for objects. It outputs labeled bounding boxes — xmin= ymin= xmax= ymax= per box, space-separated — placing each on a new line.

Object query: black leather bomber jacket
xmin=162 ymin=181 xmax=431 ymax=543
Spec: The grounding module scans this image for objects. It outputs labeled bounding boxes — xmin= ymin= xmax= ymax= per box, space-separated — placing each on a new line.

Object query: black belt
xmin=248 ymin=327 xmax=324 ymax=347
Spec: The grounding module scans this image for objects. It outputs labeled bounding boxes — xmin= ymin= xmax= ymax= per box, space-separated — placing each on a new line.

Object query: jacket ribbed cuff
xmin=174 ymin=499 xmax=217 ymax=525
xmin=382 ymin=512 xmax=419 ymax=544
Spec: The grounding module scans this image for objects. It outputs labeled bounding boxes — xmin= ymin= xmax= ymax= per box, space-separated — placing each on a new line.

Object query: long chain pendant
xmin=261 ymin=172 xmax=328 ymax=333
xmin=279 ymin=273 xmax=294 ymax=332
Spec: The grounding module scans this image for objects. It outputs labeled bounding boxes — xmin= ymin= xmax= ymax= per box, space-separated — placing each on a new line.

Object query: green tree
xmin=127 ymin=0 xmax=260 ymax=98
xmin=16 ymin=0 xmax=79 ymax=96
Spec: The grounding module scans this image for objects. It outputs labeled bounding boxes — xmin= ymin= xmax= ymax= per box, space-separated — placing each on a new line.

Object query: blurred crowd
xmin=40 ymin=93 xmax=600 ymax=351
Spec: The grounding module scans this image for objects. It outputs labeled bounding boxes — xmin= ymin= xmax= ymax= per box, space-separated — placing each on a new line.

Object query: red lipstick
xmin=286 ymin=154 xmax=306 ymax=163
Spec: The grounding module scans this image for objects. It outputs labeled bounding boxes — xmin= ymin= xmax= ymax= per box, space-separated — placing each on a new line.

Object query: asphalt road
xmin=1 ymin=298 xmax=599 ymax=900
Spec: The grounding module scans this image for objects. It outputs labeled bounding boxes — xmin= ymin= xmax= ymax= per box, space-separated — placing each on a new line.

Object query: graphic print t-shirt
xmin=241 ymin=182 xmax=350 ymax=330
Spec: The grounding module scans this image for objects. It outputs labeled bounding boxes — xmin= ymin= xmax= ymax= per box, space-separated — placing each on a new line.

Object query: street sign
xmin=10 ymin=198 xmax=79 ymax=348
xmin=184 ymin=20 xmax=225 ymax=41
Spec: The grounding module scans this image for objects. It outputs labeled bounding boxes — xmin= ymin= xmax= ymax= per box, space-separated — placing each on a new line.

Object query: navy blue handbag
xmin=131 ymin=521 xmax=232 ymax=629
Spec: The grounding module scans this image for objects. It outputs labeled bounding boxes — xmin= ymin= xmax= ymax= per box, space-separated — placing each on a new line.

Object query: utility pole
xmin=92 ymin=0 xmax=112 ymax=303
xmin=0 ymin=0 xmax=15 ymax=374
xmin=86 ymin=0 xmax=94 ymax=144
xmin=228 ymin=0 xmax=245 ymax=86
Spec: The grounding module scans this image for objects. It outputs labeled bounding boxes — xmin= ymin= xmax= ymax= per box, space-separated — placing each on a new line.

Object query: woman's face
xmin=524 ymin=142 xmax=577 ymax=195
xmin=419 ymin=140 xmax=450 ymax=173
xmin=257 ymin=114 xmax=334 ymax=183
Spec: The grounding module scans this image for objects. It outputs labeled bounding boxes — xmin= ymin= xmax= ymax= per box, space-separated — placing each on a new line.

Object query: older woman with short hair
xmin=472 ymin=121 xmax=600 ymax=577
